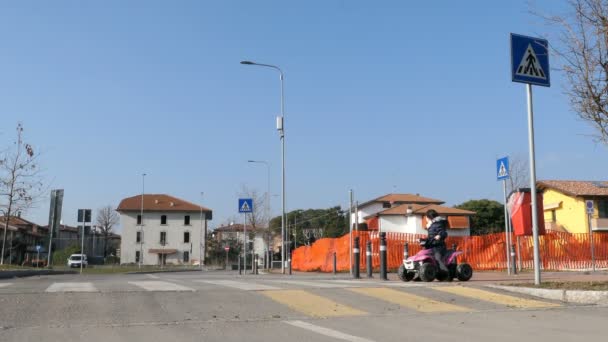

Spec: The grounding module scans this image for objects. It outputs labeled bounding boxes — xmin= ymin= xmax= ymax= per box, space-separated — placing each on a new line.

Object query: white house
xmin=354 ymin=193 xmax=474 ymax=237
xmin=213 ymin=223 xmax=269 ymax=261
xmin=117 ymin=194 xmax=212 ymax=266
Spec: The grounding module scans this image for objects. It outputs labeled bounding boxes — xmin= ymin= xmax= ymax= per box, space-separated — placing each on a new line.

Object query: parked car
xmin=67 ymin=254 xmax=88 ymax=268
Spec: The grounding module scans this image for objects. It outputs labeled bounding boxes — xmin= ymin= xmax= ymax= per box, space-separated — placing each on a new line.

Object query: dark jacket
xmin=427 ymin=217 xmax=448 ymax=248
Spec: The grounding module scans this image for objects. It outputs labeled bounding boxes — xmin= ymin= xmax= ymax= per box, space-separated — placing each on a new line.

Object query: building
xmin=213 ymin=223 xmax=269 ymax=259
xmin=0 ymin=215 xmax=46 ymax=265
xmin=117 ymin=194 xmax=212 ymax=265
xmin=355 ymin=193 xmax=475 ymax=237
xmin=538 ymin=180 xmax=608 ymax=233
xmin=41 ymin=224 xmax=121 ymax=258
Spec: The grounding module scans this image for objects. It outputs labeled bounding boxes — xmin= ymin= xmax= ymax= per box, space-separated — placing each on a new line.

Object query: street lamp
xmin=241 ymin=60 xmax=287 ymax=274
xmin=139 ymin=173 xmax=146 ymax=269
xmin=248 ymin=160 xmax=271 ymax=268
xmin=200 ymin=192 xmax=205 ymax=269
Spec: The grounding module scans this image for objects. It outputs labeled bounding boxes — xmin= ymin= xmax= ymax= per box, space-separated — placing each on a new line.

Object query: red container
xmin=508 ymin=189 xmax=546 ymax=236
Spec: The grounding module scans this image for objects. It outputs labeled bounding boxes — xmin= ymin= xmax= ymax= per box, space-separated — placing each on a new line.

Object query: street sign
xmin=224 ymin=246 xmax=230 ymax=252
xmin=238 ymin=198 xmax=253 ymax=213
xmin=497 ymin=157 xmax=510 ymax=181
xmin=77 ymin=209 xmax=92 ymax=223
xmin=511 ymin=33 xmax=550 ymax=87
xmin=586 ymin=200 xmax=594 ymax=215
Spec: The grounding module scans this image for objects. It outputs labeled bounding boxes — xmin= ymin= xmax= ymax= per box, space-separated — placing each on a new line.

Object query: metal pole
xmin=526 ymin=83 xmax=541 ymax=285
xmin=333 ymin=252 xmax=337 ymax=275
xmin=200 ymin=193 xmax=203 ymax=269
xmin=243 ymin=213 xmax=247 ymax=274
xmin=349 ymin=190 xmax=353 ymax=276
xmin=588 ymin=213 xmax=596 ymax=272
xmin=46 ymin=192 xmax=56 ymax=267
xmin=517 ymin=236 xmax=522 ymax=271
xmin=366 ymin=241 xmax=373 ymax=278
xmin=225 ymin=249 xmax=228 ymax=270
xmin=379 ymin=232 xmax=387 ymax=280
xmin=279 ymin=71 xmax=285 ymax=275
xmin=353 ymin=237 xmax=360 ymax=279
xmin=140 ymin=173 xmax=145 ymax=269
xmin=503 ymin=180 xmax=511 ymax=275
xmin=80 ymin=211 xmax=85 ymax=275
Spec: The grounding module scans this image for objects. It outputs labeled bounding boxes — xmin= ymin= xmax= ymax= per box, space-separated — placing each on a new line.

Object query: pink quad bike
xmin=397 ymin=239 xmax=473 ymax=282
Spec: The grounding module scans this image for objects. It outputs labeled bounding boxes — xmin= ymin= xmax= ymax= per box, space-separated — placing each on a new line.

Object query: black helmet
xmin=426 ymin=209 xmax=439 ymax=220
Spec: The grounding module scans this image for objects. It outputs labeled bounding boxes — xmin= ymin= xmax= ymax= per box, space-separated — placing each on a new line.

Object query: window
xmin=183 ymin=251 xmax=189 ymax=263
xmin=160 ymin=231 xmax=167 ymax=245
xmin=135 ymin=251 xmax=140 ymax=263
xmin=599 ymin=200 xmax=608 ymax=218
xmin=184 ymin=231 xmax=190 ymax=243
xmin=382 ymin=202 xmax=391 ymax=208
xmin=184 ymin=215 xmax=191 ymax=225
xmin=161 ymin=215 xmax=167 ymax=225
xmin=136 ymin=231 xmax=141 ymax=243
xmin=137 ymin=215 xmax=142 ymax=225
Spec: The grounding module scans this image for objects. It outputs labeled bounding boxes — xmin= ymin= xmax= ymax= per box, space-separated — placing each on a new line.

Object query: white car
xmin=67 ymin=254 xmax=88 ymax=268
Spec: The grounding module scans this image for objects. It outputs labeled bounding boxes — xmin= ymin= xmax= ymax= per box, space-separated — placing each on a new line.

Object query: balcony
xmin=591 ymin=218 xmax=608 ymax=231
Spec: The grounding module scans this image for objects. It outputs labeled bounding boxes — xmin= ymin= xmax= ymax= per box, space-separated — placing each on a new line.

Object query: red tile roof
xmin=117 ymin=194 xmax=211 ymax=213
xmin=372 ymin=203 xmax=475 ymax=217
xmin=537 ymin=180 xmax=608 ymax=197
xmin=360 ymin=193 xmax=444 ymax=207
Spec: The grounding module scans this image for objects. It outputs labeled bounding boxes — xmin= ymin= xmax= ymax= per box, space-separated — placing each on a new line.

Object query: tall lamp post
xmin=248 ymin=160 xmax=270 ymax=267
xmin=200 ymin=192 xmax=205 ymax=269
xmin=139 ymin=173 xmax=146 ymax=269
xmin=241 ymin=60 xmax=286 ymax=274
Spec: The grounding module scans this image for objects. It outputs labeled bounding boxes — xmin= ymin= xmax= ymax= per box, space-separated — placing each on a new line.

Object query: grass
xmin=508 ymin=281 xmax=608 ymax=291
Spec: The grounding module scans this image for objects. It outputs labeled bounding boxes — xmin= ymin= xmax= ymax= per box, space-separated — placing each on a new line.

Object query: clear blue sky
xmin=0 ymin=1 xmax=603 ymax=231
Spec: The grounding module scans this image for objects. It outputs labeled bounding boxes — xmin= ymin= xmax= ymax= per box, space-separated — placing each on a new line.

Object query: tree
xmin=507 ymin=155 xmax=530 ymax=194
xmin=0 ymin=123 xmax=43 ymax=264
xmin=96 ymin=205 xmax=119 ymax=258
xmin=455 ymin=199 xmax=505 ymax=235
xmin=269 ymin=206 xmax=348 ymax=244
xmin=534 ymin=0 xmax=608 ymax=143
xmin=238 ymin=185 xmax=267 ymax=229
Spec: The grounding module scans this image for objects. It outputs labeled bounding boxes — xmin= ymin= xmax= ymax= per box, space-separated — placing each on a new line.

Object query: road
xmin=0 ymin=270 xmax=605 ymax=341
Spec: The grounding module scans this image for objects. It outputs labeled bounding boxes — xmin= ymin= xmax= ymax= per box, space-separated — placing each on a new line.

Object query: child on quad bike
xmin=425 ymin=209 xmax=448 ymax=273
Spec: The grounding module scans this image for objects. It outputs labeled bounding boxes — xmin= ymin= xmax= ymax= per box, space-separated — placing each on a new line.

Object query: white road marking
xmin=128 ymin=281 xmax=194 ymax=292
xmin=45 ymin=282 xmax=98 ymax=293
xmin=0 ymin=283 xmax=12 ymax=288
xmin=265 ymin=279 xmax=353 ymax=288
xmin=196 ymin=280 xmax=280 ymax=291
xmin=146 ymin=274 xmax=160 ymax=279
xmin=284 ymin=320 xmax=376 ymax=342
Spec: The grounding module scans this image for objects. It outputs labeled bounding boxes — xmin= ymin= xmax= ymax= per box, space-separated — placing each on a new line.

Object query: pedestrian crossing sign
xmin=238 ymin=198 xmax=253 ymax=213
xmin=511 ymin=33 xmax=550 ymax=87
xmin=497 ymin=157 xmax=509 ymax=181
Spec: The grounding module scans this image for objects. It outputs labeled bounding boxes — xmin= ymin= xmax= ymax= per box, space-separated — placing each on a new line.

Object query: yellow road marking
xmin=262 ymin=290 xmax=366 ymax=318
xmin=349 ymin=287 xmax=471 ymax=313
xmin=434 ymin=286 xmax=561 ymax=309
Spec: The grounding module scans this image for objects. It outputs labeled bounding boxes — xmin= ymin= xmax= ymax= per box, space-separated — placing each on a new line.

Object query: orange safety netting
xmin=291 ymin=231 xmax=608 ymax=272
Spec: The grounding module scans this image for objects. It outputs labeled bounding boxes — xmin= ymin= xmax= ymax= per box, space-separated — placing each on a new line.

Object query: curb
xmin=126 ymin=269 xmax=204 ymax=275
xmin=486 ymin=284 xmax=608 ymax=305
xmin=0 ymin=270 xmax=77 ymax=280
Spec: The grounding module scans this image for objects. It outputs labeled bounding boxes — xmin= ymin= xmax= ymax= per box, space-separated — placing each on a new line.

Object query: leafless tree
xmin=507 ymin=155 xmax=531 ymax=194
xmin=533 ymin=0 xmax=608 ymax=143
xmin=238 ymin=185 xmax=268 ymax=230
xmin=0 ymin=123 xmax=43 ymax=264
xmin=96 ymin=205 xmax=119 ymax=258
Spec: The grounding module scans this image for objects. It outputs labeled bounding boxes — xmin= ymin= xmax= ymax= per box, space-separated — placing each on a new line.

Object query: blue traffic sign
xmin=238 ymin=198 xmax=253 ymax=213
xmin=497 ymin=157 xmax=510 ymax=181
xmin=511 ymin=33 xmax=550 ymax=87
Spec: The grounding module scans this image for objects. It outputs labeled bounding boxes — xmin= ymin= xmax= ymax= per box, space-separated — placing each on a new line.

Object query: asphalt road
xmin=0 ymin=270 xmax=605 ymax=342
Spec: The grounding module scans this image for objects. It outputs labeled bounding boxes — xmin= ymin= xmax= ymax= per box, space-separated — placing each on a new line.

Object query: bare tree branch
xmin=96 ymin=205 xmax=119 ymax=258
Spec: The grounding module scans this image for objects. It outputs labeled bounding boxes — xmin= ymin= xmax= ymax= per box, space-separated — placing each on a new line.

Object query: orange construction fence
xmin=291 ymin=231 xmax=608 ymax=272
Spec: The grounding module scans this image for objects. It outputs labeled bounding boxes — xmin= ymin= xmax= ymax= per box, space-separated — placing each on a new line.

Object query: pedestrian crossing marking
xmin=45 ymin=282 xmax=98 ymax=293
xmin=433 ymin=286 xmax=560 ymax=309
xmin=265 ymin=279 xmax=358 ymax=288
xmin=262 ymin=289 xmax=366 ymax=318
xmin=515 ymin=44 xmax=546 ymax=79
xmin=349 ymin=287 xmax=471 ymax=313
xmin=0 ymin=283 xmax=12 ymax=288
xmin=128 ymin=281 xmax=194 ymax=292
xmin=197 ymin=280 xmax=280 ymax=291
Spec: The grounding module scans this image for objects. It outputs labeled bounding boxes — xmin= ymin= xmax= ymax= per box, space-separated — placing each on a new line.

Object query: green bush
xmin=52 ymin=244 xmax=80 ymax=266
xmin=105 ymin=256 xmax=120 ymax=265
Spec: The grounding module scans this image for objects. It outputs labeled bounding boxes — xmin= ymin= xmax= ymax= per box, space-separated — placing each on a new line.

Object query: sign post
xmin=511 ymin=33 xmax=550 ymax=285
xmin=497 ymin=156 xmax=512 ymax=275
xmin=586 ymin=200 xmax=596 ymax=272
xmin=238 ymin=198 xmax=253 ymax=274
xmin=224 ymin=246 xmax=230 ymax=270
xmin=46 ymin=189 xmax=64 ymax=267
xmin=36 ymin=245 xmax=41 ymax=268
xmin=77 ymin=209 xmax=92 ymax=274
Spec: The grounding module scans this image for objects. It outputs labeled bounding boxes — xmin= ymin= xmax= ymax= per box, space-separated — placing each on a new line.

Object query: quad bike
xmin=397 ymin=238 xmax=473 ymax=282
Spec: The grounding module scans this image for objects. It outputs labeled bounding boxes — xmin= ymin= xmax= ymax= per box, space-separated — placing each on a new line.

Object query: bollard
xmin=288 ymin=250 xmax=292 ymax=275
xmin=238 ymin=255 xmax=242 ymax=275
xmin=353 ymin=237 xmax=361 ymax=279
xmin=511 ymin=244 xmax=517 ymax=275
xmin=254 ymin=254 xmax=259 ymax=275
xmin=333 ymin=252 xmax=337 ymax=275
xmin=380 ymin=232 xmax=387 ymax=280
xmin=366 ymin=241 xmax=373 ymax=278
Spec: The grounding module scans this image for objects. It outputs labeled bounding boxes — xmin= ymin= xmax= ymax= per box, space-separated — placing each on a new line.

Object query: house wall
xmin=352 ymin=203 xmax=385 ymax=224
xmin=120 ymin=211 xmax=206 ymax=265
xmin=542 ymin=189 xmax=587 ymax=233
xmin=379 ymin=215 xmax=470 ymax=237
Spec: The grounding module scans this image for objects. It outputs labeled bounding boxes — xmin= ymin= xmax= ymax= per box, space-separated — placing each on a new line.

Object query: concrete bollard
xmin=353 ymin=237 xmax=360 ymax=279
xmin=511 ymin=244 xmax=517 ymax=275
xmin=333 ymin=252 xmax=337 ymax=275
xmin=380 ymin=232 xmax=387 ymax=280
xmin=238 ymin=255 xmax=242 ymax=275
xmin=366 ymin=241 xmax=373 ymax=278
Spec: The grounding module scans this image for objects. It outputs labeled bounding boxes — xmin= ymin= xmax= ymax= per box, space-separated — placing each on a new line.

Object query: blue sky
xmin=0 ymin=1 xmax=604 ymax=231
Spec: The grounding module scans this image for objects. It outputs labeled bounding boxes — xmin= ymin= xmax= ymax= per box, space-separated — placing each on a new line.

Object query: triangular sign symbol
xmin=498 ymin=162 xmax=508 ymax=177
xmin=515 ymin=44 xmax=546 ymax=80
xmin=241 ymin=201 xmax=250 ymax=211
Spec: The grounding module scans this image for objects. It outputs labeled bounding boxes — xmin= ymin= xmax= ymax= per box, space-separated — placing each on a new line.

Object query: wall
xmin=542 ymin=189 xmax=587 ymax=233
xmin=352 ymin=203 xmax=385 ymax=224
xmin=120 ymin=211 xmax=207 ymax=265
xmin=379 ymin=215 xmax=421 ymax=234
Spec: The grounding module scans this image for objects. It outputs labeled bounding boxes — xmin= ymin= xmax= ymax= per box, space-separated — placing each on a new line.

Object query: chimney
xmin=155 ymin=199 xmax=159 ymax=204
xmin=170 ymin=202 xmax=175 ymax=207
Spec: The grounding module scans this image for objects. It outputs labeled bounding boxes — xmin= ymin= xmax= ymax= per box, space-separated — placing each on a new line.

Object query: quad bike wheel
xmin=397 ymin=265 xmax=415 ymax=282
xmin=419 ymin=262 xmax=437 ymax=282
xmin=456 ymin=263 xmax=473 ymax=281
xmin=436 ymin=269 xmax=451 ymax=282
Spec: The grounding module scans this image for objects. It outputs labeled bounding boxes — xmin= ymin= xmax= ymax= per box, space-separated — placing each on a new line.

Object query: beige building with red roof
xmin=117 ymin=194 xmax=212 ymax=265
xmin=354 ymin=193 xmax=474 ymax=236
